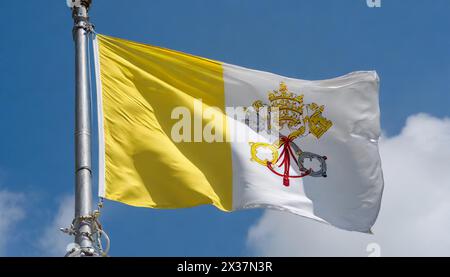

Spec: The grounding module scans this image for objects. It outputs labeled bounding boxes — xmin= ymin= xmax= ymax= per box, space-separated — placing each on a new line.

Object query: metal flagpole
xmin=70 ymin=0 xmax=97 ymax=256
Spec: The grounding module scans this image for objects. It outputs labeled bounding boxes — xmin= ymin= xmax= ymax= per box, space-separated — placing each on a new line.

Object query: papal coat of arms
xmin=248 ymin=82 xmax=333 ymax=187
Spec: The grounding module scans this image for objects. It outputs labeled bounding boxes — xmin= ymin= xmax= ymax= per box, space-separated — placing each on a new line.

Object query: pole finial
xmin=81 ymin=0 xmax=92 ymax=8
xmin=67 ymin=0 xmax=92 ymax=9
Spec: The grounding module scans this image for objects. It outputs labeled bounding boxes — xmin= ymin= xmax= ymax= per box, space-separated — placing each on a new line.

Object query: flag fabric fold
xmin=93 ymin=34 xmax=383 ymax=232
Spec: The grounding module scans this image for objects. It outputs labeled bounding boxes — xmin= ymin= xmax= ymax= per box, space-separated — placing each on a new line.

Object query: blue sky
xmin=0 ymin=0 xmax=449 ymax=256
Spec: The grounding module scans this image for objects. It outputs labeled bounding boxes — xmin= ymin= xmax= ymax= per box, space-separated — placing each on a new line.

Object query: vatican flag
xmin=93 ymin=34 xmax=383 ymax=232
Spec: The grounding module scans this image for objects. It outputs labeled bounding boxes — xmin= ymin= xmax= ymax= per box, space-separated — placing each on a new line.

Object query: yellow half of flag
xmin=94 ymin=34 xmax=233 ymax=211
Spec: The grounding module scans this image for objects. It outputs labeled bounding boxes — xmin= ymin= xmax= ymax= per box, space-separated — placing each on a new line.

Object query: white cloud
xmin=38 ymin=195 xmax=74 ymax=257
xmin=0 ymin=190 xmax=26 ymax=256
xmin=247 ymin=113 xmax=450 ymax=256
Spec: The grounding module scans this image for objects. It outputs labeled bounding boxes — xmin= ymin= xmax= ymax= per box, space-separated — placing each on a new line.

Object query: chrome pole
xmin=71 ymin=0 xmax=97 ymax=256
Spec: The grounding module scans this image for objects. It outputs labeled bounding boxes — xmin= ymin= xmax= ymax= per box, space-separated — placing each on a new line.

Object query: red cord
xmin=266 ymin=136 xmax=310 ymax=186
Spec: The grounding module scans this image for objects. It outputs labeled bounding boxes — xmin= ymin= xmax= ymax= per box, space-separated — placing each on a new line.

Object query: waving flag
xmin=93 ymin=34 xmax=383 ymax=232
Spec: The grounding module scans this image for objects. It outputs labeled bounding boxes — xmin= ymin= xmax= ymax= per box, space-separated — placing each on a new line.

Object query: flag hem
xmin=93 ymin=34 xmax=106 ymax=198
